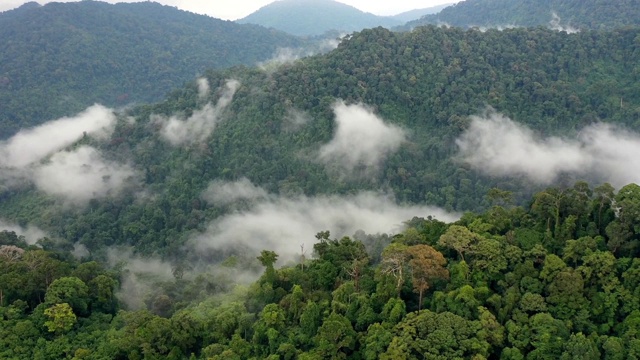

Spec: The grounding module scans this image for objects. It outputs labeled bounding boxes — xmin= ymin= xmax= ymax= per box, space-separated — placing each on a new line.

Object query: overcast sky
xmin=0 ymin=0 xmax=457 ymax=20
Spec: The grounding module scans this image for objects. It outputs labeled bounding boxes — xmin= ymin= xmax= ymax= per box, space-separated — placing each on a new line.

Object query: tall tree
xmin=380 ymin=243 xmax=410 ymax=296
xmin=407 ymin=244 xmax=449 ymax=311
xmin=438 ymin=225 xmax=475 ymax=261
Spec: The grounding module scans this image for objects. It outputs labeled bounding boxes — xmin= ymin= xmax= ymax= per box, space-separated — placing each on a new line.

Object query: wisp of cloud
xmin=0 ymin=105 xmax=139 ymax=205
xmin=0 ymin=220 xmax=48 ymax=245
xmin=201 ymin=177 xmax=269 ymax=206
xmin=194 ymin=179 xmax=458 ymax=262
xmin=107 ymin=247 xmax=174 ymax=309
xmin=196 ymin=77 xmax=211 ymax=100
xmin=282 ymin=108 xmax=311 ymax=132
xmin=0 ymin=104 xmax=116 ymax=168
xmin=258 ymin=37 xmax=343 ymax=72
xmin=549 ymin=12 xmax=579 ymax=34
xmin=33 ymin=145 xmax=137 ymax=204
xmin=156 ymin=79 xmax=240 ymax=146
xmin=456 ymin=109 xmax=640 ymax=187
xmin=318 ymin=101 xmax=407 ymax=176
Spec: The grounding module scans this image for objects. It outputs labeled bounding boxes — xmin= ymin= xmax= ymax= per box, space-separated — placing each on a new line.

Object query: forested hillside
xmin=0 ymin=26 xmax=637 ymax=260
xmin=0 ymin=1 xmax=304 ymax=137
xmin=1 ymin=6 xmax=640 ymax=357
xmin=237 ymin=0 xmax=402 ymax=36
xmin=402 ymin=0 xmax=640 ymax=30
xmin=3 ymin=182 xmax=640 ymax=358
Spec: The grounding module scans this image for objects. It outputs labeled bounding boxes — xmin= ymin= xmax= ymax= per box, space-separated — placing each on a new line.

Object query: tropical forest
xmin=0 ymin=0 xmax=640 ymax=359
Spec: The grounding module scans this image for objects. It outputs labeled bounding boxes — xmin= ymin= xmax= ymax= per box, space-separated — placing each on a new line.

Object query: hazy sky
xmin=0 ymin=0 xmax=457 ymax=20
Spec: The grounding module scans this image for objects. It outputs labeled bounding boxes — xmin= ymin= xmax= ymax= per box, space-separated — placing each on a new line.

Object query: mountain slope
xmin=0 ymin=26 xmax=637 ymax=257
xmin=0 ymin=1 xmax=304 ymax=137
xmin=236 ymin=0 xmax=402 ymax=36
xmin=390 ymin=3 xmax=454 ymax=23
xmin=402 ymin=0 xmax=640 ymax=30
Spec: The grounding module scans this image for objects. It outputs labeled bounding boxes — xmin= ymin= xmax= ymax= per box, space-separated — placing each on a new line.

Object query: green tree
xmin=383 ymin=310 xmax=489 ymax=359
xmin=606 ymin=184 xmax=640 ymax=256
xmin=45 ymin=276 xmax=90 ymax=316
xmin=314 ymin=312 xmax=357 ymax=359
xmin=438 ymin=224 xmax=475 ymax=261
xmin=88 ymin=274 xmax=118 ymax=313
xmin=379 ymin=243 xmax=410 ymax=296
xmin=361 ymin=323 xmax=393 ymax=360
xmin=43 ymin=303 xmax=77 ymax=334
xmin=407 ymin=244 xmax=449 ymax=311
xmin=560 ymin=332 xmax=600 ymax=360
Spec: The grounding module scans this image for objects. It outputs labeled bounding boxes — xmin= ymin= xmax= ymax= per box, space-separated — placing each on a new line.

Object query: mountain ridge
xmin=237 ymin=0 xmax=403 ymax=36
xmin=402 ymin=0 xmax=640 ymax=30
xmin=390 ymin=3 xmax=454 ymax=23
xmin=0 ymin=0 xmax=305 ymax=137
xmin=0 ymin=26 xmax=637 ymax=256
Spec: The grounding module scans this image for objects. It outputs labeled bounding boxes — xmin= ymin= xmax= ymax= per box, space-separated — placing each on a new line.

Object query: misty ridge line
xmin=0 ymin=81 xmax=409 ymax=210
xmin=258 ymin=37 xmax=343 ymax=71
xmin=549 ymin=11 xmax=579 ymax=34
xmin=2 ymin=76 xmax=638 ymax=268
xmin=2 ymin=89 xmax=638 ymax=208
xmin=2 ymin=99 xmax=638 ymax=309
xmin=439 ymin=11 xmax=579 ymax=33
xmin=2 ymin=92 xmax=638 ymax=213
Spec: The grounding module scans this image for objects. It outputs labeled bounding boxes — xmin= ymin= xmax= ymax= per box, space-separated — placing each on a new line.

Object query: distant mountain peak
xmin=237 ymin=0 xmax=402 ymax=36
xmin=390 ymin=3 xmax=454 ymax=23
xmin=15 ymin=1 xmax=41 ymax=11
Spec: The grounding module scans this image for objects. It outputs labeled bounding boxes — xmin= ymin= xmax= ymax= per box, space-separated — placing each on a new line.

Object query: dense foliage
xmin=236 ymin=0 xmax=402 ymax=37
xmin=3 ymin=182 xmax=640 ymax=359
xmin=1 ymin=0 xmax=640 ymax=357
xmin=402 ymin=0 xmax=640 ymax=31
xmin=0 ymin=25 xmax=638 ymax=259
xmin=0 ymin=1 xmax=304 ymax=137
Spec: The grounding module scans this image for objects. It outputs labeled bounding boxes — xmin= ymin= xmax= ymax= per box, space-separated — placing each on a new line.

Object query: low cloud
xmin=282 ymin=108 xmax=311 ymax=132
xmin=32 ymin=146 xmax=138 ymax=204
xmin=0 ymin=104 xmax=116 ymax=168
xmin=0 ymin=220 xmax=48 ymax=245
xmin=258 ymin=47 xmax=306 ymax=71
xmin=0 ymin=105 xmax=138 ymax=205
xmin=107 ymin=247 xmax=174 ymax=279
xmin=579 ymin=123 xmax=640 ymax=186
xmin=456 ymin=109 xmax=640 ymax=186
xmin=473 ymin=24 xmax=518 ymax=32
xmin=155 ymin=79 xmax=240 ymax=146
xmin=107 ymin=246 xmax=261 ymax=310
xmin=72 ymin=243 xmax=90 ymax=258
xmin=317 ymin=36 xmax=342 ymax=52
xmin=318 ymin=101 xmax=407 ymax=176
xmin=258 ymin=37 xmax=343 ymax=72
xmin=201 ymin=177 xmax=269 ymax=206
xmin=194 ymin=179 xmax=458 ymax=262
xmin=549 ymin=12 xmax=579 ymax=34
xmin=107 ymin=247 xmax=174 ymax=310
xmin=196 ymin=77 xmax=210 ymax=99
